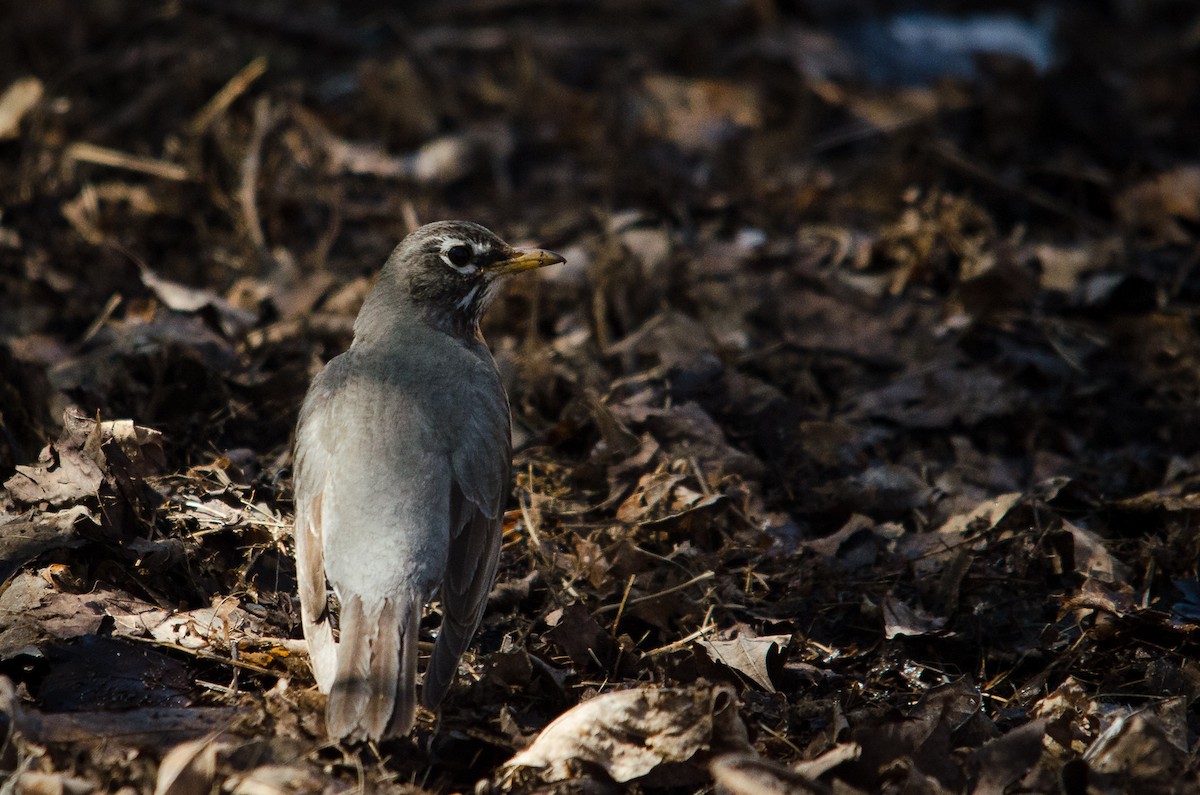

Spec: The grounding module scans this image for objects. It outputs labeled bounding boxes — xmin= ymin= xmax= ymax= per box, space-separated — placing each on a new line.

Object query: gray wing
xmin=292 ymin=357 xmax=347 ymax=693
xmin=421 ymin=352 xmax=511 ymax=709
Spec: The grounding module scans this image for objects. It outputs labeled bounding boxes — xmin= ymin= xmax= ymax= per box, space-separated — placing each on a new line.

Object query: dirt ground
xmin=3 ymin=1 xmax=1200 ymax=792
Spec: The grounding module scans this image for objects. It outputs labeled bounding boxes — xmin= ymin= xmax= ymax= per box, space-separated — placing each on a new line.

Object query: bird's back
xmin=293 ymin=324 xmax=510 ymax=740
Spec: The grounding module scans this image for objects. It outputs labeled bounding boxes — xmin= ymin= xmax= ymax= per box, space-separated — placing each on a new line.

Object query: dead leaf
xmin=710 ymin=754 xmax=837 ymax=794
xmin=226 ymin=765 xmax=328 ymax=795
xmin=9 ymin=772 xmax=95 ymax=795
xmin=936 ymin=492 xmax=1023 ymax=537
xmin=100 ymin=419 xmax=167 ymax=478
xmin=39 ymin=636 xmax=192 ymax=710
xmin=154 ymin=731 xmax=226 ymax=795
xmin=970 ymin=719 xmax=1046 ymax=795
xmin=5 ymin=435 xmax=104 ymax=507
xmin=852 ymin=367 xmax=1024 ymax=429
xmin=882 ymin=595 xmax=953 ymax=639
xmin=0 ymin=520 xmax=84 ymax=583
xmin=792 ymin=742 xmax=863 ymax=779
xmin=506 ymin=684 xmax=750 ymax=783
xmin=1082 ymin=701 xmax=1191 ymax=785
xmin=1064 ymin=521 xmax=1130 ymax=584
xmin=698 ymin=634 xmax=790 ymax=692
xmin=802 ymin=514 xmax=880 ymax=569
xmin=143 ymin=600 xmax=265 ymax=651
xmin=844 ymin=678 xmax=984 ymax=789
xmin=1115 ymin=166 xmax=1200 ymax=243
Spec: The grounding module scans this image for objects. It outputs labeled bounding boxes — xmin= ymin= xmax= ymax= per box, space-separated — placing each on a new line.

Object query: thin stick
xmin=594 ymin=571 xmax=714 ymax=615
xmin=644 ymin=621 xmax=717 ymax=657
xmin=611 ymin=574 xmax=636 ymax=635
xmin=123 ymin=635 xmax=275 ymax=675
xmin=189 ymin=56 xmax=268 ymax=135
xmin=64 ymin=143 xmax=189 ymax=181
xmin=238 ymin=96 xmax=276 ymax=254
xmin=81 ymin=293 xmax=122 ymax=344
xmin=196 ymin=680 xmax=237 ymax=695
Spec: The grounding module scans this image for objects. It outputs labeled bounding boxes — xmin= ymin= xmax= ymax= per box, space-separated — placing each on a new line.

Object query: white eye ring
xmin=439 ymin=239 xmax=477 ymax=273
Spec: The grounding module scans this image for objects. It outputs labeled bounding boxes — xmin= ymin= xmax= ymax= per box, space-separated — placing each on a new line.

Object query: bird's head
xmin=364 ymin=220 xmax=565 ymax=339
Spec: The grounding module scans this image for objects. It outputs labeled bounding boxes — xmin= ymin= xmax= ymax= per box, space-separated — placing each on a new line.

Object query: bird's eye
xmin=445 ymin=245 xmax=472 ymax=268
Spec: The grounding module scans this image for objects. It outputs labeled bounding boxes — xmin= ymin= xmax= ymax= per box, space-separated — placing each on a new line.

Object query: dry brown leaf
xmin=1034 ymin=243 xmax=1099 ymax=292
xmin=697 ymin=634 xmax=790 ymax=692
xmin=101 ymin=419 xmax=167 ymax=477
xmin=154 ymin=731 xmax=226 ymax=795
xmin=970 ymin=719 xmax=1046 ymax=795
xmin=142 ymin=600 xmax=266 ymax=650
xmin=852 ymin=368 xmax=1022 ymax=429
xmin=1082 ymin=700 xmax=1190 ymax=784
xmin=936 ymin=492 xmax=1023 ymax=538
xmin=710 ymin=754 xmax=837 ymax=794
xmin=882 ymin=595 xmax=953 ymax=639
xmin=5 ymin=438 xmax=104 ymax=507
xmin=9 ymin=772 xmax=96 ymax=795
xmin=1031 ymin=677 xmax=1097 ymax=756
xmin=505 ymin=684 xmax=750 ymax=783
xmin=1115 ymin=166 xmax=1200 ymax=243
xmin=792 ymin=742 xmax=863 ymax=779
xmin=226 ymin=765 xmax=328 ymax=795
xmin=1064 ymin=521 xmax=1130 ymax=584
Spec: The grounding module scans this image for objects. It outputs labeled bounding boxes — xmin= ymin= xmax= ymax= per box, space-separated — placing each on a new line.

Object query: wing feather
xmin=423 ymin=367 xmax=510 ymax=709
xmin=293 ymin=366 xmax=341 ymax=692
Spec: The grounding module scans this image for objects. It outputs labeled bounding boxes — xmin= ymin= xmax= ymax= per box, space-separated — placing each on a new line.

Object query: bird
xmin=291 ymin=220 xmax=564 ymax=742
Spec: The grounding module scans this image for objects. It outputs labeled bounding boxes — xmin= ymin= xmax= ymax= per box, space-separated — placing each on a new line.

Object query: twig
xmin=594 ymin=570 xmax=715 ymax=615
xmin=189 ymin=55 xmax=268 ymax=135
xmin=229 ymin=640 xmax=241 ymax=693
xmin=239 ymin=96 xmax=282 ymax=255
xmin=611 ymin=574 xmax=636 ymax=635
xmin=123 ymin=634 xmax=276 ymax=675
xmin=644 ymin=621 xmax=717 ymax=657
xmin=64 ymin=142 xmax=190 ymax=181
xmin=81 ymin=293 xmax=122 ymax=344
xmin=758 ymin=722 xmax=806 ymax=757
xmin=196 ymin=679 xmax=237 ymax=695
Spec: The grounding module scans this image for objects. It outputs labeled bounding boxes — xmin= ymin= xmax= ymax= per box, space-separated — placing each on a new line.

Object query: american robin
xmin=292 ymin=221 xmax=564 ymax=742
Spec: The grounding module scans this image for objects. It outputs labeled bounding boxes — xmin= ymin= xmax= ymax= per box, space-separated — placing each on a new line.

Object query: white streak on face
xmin=477 ymin=276 xmax=505 ymax=316
xmin=456 ymin=283 xmax=481 ymax=312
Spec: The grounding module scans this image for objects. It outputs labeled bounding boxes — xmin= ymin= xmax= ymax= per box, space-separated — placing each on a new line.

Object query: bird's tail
xmin=326 ymin=593 xmax=420 ymax=742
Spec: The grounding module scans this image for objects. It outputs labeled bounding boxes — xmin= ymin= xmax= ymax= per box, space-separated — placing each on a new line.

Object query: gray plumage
xmin=292 ymin=221 xmax=562 ymax=742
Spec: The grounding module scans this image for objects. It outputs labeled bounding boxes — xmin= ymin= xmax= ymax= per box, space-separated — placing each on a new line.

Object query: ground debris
xmin=2 ymin=1 xmax=1200 ymax=792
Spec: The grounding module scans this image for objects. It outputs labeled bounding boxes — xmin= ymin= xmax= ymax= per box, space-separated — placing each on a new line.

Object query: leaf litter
xmin=3 ymin=1 xmax=1200 ymax=792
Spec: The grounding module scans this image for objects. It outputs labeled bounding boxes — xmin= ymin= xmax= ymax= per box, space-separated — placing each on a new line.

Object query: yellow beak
xmin=485 ymin=248 xmax=565 ymax=275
